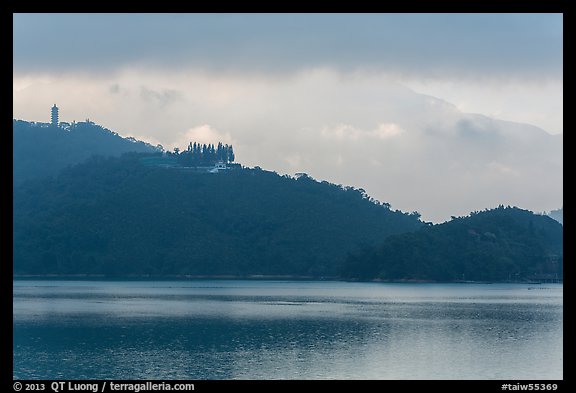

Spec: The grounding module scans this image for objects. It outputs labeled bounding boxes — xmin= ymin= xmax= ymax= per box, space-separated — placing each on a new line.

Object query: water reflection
xmin=13 ymin=281 xmax=562 ymax=379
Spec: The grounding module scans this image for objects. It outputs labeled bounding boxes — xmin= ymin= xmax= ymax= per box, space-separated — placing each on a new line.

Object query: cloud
xmin=372 ymin=123 xmax=405 ymax=139
xmin=12 ymin=55 xmax=562 ymax=223
xmin=487 ymin=162 xmax=521 ymax=177
xmin=321 ymin=125 xmax=362 ymax=141
xmin=109 ymin=84 xmax=121 ymax=94
xmin=173 ymin=125 xmax=234 ymax=151
xmin=13 ymin=13 xmax=562 ymax=81
xmin=139 ymin=87 xmax=183 ymax=108
xmin=321 ymin=123 xmax=404 ymax=141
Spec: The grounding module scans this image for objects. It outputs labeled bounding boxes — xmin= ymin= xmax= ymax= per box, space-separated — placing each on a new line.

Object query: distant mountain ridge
xmin=547 ymin=207 xmax=563 ymax=224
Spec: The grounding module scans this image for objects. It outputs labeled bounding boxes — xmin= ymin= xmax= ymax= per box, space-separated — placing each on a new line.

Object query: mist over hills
xmin=13 ymin=119 xmax=157 ymax=185
xmin=12 ymin=119 xmax=563 ymax=281
xmin=547 ymin=207 xmax=563 ymax=224
xmin=182 ymin=79 xmax=562 ymax=223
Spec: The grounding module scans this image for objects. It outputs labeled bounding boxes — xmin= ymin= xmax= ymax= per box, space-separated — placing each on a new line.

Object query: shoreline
xmin=11 ymin=274 xmax=562 ymax=284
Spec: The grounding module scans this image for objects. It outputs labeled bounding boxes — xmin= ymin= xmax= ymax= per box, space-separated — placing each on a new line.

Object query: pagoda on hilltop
xmin=51 ymin=104 xmax=59 ymax=127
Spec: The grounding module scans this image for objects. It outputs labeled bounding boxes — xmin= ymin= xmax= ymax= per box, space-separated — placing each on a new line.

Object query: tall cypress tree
xmin=228 ymin=145 xmax=235 ymax=163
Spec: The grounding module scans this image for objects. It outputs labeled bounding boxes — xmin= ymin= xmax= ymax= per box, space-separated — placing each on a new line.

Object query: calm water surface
xmin=13 ymin=280 xmax=563 ymax=379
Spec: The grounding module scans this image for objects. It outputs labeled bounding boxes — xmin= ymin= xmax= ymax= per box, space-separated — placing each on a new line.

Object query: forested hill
xmin=12 ymin=120 xmax=562 ymax=282
xmin=342 ymin=206 xmax=563 ymax=282
xmin=13 ymin=120 xmax=157 ymax=184
xmin=13 ymin=153 xmax=423 ymax=277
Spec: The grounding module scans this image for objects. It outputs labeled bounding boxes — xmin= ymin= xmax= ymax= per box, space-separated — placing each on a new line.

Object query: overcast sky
xmin=13 ymin=13 xmax=563 ymax=222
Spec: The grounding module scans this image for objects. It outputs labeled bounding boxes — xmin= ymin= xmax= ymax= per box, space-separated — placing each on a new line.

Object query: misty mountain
xmin=547 ymin=207 xmax=563 ymax=224
xmin=342 ymin=206 xmax=563 ymax=282
xmin=12 ymin=115 xmax=562 ymax=281
xmin=13 ymin=119 xmax=157 ymax=185
xmin=13 ymin=153 xmax=423 ymax=277
xmin=228 ymin=79 xmax=562 ymax=223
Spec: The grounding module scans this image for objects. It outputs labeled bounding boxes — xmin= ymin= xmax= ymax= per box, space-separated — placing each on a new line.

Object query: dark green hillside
xmin=13 ymin=153 xmax=423 ymax=277
xmin=342 ymin=206 xmax=563 ymax=282
xmin=13 ymin=120 xmax=157 ymax=184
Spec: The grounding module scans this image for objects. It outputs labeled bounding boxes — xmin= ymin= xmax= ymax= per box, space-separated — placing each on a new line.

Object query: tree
xmin=217 ymin=142 xmax=223 ymax=161
xmin=228 ymin=145 xmax=235 ymax=163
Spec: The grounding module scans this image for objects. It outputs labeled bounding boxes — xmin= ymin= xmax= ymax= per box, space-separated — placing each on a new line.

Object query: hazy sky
xmin=13 ymin=13 xmax=563 ymax=222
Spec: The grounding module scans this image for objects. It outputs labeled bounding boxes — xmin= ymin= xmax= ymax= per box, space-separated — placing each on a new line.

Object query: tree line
xmin=171 ymin=142 xmax=235 ymax=167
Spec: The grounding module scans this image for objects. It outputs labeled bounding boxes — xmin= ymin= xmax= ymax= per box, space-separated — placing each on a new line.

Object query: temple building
xmin=51 ymin=104 xmax=59 ymax=127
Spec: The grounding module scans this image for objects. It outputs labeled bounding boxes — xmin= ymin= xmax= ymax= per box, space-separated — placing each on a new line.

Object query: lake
xmin=13 ymin=280 xmax=562 ymax=380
